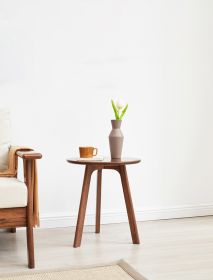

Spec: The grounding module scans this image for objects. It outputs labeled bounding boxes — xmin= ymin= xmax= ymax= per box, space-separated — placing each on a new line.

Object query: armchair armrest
xmin=16 ymin=149 xmax=42 ymax=228
xmin=16 ymin=151 xmax=42 ymax=160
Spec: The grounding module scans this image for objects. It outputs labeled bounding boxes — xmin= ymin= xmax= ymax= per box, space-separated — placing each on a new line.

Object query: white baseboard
xmin=40 ymin=204 xmax=213 ymax=228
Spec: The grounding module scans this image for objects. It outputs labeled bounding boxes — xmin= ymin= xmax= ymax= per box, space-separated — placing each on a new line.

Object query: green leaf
xmin=120 ymin=103 xmax=128 ymax=120
xmin=111 ymin=100 xmax=119 ymax=120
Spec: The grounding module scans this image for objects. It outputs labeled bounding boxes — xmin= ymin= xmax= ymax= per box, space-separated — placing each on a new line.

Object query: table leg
xmin=95 ymin=169 xmax=102 ymax=233
xmin=73 ymin=165 xmax=93 ymax=248
xmin=118 ymin=165 xmax=140 ymax=244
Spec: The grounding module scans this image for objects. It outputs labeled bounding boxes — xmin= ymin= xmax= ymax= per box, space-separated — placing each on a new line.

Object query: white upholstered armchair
xmin=0 ymin=109 xmax=42 ymax=268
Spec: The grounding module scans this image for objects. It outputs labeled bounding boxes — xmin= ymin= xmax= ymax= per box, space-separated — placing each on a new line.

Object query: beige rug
xmin=0 ymin=260 xmax=148 ymax=280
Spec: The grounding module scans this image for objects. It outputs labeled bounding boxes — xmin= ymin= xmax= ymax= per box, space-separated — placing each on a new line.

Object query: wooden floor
xmin=0 ymin=216 xmax=213 ymax=280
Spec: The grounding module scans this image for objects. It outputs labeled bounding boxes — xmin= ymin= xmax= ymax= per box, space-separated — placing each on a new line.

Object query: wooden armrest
xmin=16 ymin=151 xmax=42 ymax=160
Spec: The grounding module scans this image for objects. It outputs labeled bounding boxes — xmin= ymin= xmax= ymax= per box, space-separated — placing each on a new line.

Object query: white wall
xmin=1 ymin=0 xmax=213 ymax=228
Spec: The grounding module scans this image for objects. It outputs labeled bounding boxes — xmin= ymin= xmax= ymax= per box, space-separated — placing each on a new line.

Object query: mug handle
xmin=93 ymin=148 xmax=98 ymax=156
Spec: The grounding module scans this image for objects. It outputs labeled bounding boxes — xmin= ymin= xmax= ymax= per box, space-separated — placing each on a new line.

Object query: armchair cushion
xmin=0 ymin=109 xmax=11 ymax=172
xmin=0 ymin=178 xmax=27 ymax=208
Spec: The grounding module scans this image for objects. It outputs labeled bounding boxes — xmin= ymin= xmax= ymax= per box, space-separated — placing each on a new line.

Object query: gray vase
xmin=109 ymin=120 xmax=124 ymax=159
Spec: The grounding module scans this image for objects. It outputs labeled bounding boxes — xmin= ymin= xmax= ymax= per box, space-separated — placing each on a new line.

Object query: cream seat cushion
xmin=0 ymin=178 xmax=28 ymax=208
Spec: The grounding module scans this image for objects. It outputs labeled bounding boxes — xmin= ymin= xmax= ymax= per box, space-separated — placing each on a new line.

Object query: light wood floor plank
xmin=0 ymin=216 xmax=213 ymax=280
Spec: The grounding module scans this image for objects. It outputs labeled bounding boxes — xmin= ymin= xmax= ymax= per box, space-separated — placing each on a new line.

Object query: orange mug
xmin=79 ymin=147 xmax=98 ymax=158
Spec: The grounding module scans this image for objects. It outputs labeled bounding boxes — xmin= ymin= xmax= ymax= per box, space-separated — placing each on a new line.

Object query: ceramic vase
xmin=109 ymin=120 xmax=124 ymax=159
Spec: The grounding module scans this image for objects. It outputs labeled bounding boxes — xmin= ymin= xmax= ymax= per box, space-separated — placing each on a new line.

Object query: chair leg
xmin=7 ymin=228 xmax=16 ymax=233
xmin=25 ymin=159 xmax=35 ymax=268
xmin=11 ymin=228 xmax=16 ymax=233
xmin=26 ymin=225 xmax=35 ymax=269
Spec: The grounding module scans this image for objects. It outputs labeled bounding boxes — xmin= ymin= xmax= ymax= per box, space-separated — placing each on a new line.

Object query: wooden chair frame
xmin=0 ymin=151 xmax=42 ymax=268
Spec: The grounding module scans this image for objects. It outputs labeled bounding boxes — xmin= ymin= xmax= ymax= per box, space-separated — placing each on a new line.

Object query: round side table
xmin=67 ymin=157 xmax=141 ymax=248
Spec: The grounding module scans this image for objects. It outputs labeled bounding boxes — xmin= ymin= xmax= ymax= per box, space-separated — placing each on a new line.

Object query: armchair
xmin=0 ymin=109 xmax=42 ymax=268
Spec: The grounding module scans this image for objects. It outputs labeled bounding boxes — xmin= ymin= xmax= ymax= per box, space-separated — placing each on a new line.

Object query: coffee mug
xmin=79 ymin=147 xmax=98 ymax=158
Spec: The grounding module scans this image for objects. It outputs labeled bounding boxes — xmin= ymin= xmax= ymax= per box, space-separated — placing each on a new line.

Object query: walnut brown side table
xmin=67 ymin=157 xmax=141 ymax=248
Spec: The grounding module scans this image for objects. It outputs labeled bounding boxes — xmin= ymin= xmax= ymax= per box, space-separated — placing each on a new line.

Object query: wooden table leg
xmin=95 ymin=169 xmax=102 ymax=233
xmin=73 ymin=165 xmax=93 ymax=248
xmin=118 ymin=165 xmax=140 ymax=244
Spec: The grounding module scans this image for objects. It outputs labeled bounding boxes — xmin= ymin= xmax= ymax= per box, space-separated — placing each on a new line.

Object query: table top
xmin=67 ymin=157 xmax=141 ymax=166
